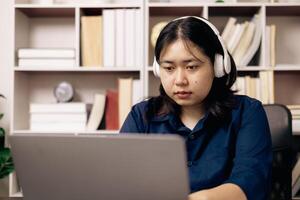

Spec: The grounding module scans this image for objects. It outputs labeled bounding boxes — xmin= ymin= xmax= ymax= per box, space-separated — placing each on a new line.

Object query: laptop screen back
xmin=9 ymin=133 xmax=189 ymax=200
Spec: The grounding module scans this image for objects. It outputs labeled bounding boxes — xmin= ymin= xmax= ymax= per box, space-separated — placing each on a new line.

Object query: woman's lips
xmin=174 ymin=91 xmax=192 ymax=99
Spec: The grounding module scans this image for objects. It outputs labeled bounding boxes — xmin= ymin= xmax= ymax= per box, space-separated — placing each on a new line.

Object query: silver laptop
xmin=9 ymin=133 xmax=189 ymax=200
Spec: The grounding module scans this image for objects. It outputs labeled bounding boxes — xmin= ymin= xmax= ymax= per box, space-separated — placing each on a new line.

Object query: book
xmin=105 ymin=89 xmax=119 ymax=130
xmin=18 ymin=58 xmax=75 ymax=67
xmin=221 ymin=17 xmax=237 ymax=43
xmin=268 ymin=71 xmax=274 ymax=104
xmin=293 ymin=155 xmax=300 ymax=186
xmin=233 ymin=21 xmax=256 ymax=66
xmin=132 ymin=79 xmax=143 ymax=105
xmin=30 ymin=121 xmax=86 ymax=131
xmin=259 ymin=71 xmax=269 ymax=104
xmin=227 ymin=22 xmax=246 ymax=54
xmin=30 ymin=113 xmax=87 ymax=123
xmin=293 ymin=155 xmax=300 ymax=197
xmin=115 ymin=9 xmax=125 ymax=67
xmin=30 ymin=103 xmax=87 ymax=113
xmin=86 ymin=93 xmax=106 ymax=131
xmin=103 ymin=9 xmax=116 ymax=67
xmin=293 ymin=119 xmax=300 ymax=132
xmin=118 ymin=78 xmax=133 ymax=127
xmin=240 ymin=13 xmax=263 ymax=66
xmin=265 ymin=25 xmax=271 ymax=67
xmin=81 ymin=16 xmax=103 ymax=66
xmin=270 ymin=24 xmax=276 ymax=67
xmin=235 ymin=76 xmax=246 ymax=95
xmin=287 ymin=105 xmax=300 ymax=110
xmin=135 ymin=9 xmax=142 ymax=68
xmin=125 ymin=9 xmax=136 ymax=67
xmin=18 ymin=48 xmax=75 ymax=59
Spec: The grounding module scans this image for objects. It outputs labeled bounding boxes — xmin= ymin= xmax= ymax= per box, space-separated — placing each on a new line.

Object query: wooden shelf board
xmin=14 ymin=66 xmax=141 ymax=72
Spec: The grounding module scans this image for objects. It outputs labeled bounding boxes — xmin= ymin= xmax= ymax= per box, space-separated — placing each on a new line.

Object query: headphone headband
xmin=153 ymin=16 xmax=231 ymax=78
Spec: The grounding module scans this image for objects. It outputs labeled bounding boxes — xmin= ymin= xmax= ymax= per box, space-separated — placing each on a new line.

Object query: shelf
xmin=14 ymin=66 xmax=141 ymax=72
xmin=9 ymin=191 xmax=23 ymax=197
xmin=149 ymin=6 xmax=203 ymax=16
xmin=274 ymin=66 xmax=300 ymax=71
xmin=15 ymin=6 xmax=75 ymax=17
xmin=266 ymin=5 xmax=300 ymax=16
xmin=237 ymin=66 xmax=272 ymax=71
xmin=209 ymin=5 xmax=261 ymax=16
xmin=78 ymin=3 xmax=141 ymax=8
xmin=15 ymin=3 xmax=141 ymax=8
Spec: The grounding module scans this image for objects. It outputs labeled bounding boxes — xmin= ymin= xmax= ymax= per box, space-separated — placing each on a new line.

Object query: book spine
xmin=19 ymin=58 xmax=76 ymax=67
xmin=125 ymin=9 xmax=136 ymax=67
xmin=103 ymin=9 xmax=116 ymax=68
xmin=30 ymin=103 xmax=87 ymax=113
xmin=18 ymin=48 xmax=76 ymax=58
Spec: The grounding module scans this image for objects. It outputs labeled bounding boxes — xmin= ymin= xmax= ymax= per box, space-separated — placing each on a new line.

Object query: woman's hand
xmin=187 ymin=183 xmax=247 ymax=200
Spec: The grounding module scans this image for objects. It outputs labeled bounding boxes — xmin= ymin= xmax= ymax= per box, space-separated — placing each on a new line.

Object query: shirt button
xmin=187 ymin=161 xmax=193 ymax=167
xmin=189 ymin=134 xmax=195 ymax=140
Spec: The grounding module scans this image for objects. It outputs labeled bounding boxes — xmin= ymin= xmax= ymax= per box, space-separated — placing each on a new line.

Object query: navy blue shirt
xmin=120 ymin=95 xmax=272 ymax=200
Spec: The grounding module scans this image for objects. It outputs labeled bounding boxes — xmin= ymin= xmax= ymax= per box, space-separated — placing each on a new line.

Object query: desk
xmin=0 ymin=198 xmax=22 ymax=200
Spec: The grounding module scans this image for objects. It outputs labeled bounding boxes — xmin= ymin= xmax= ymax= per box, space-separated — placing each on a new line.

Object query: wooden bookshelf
xmin=6 ymin=0 xmax=300 ymax=197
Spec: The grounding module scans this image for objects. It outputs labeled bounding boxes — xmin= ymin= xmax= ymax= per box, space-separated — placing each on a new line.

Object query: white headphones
xmin=152 ymin=16 xmax=231 ymax=78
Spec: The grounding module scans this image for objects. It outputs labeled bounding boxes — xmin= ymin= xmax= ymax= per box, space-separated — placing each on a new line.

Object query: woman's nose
xmin=174 ymin=68 xmax=188 ymax=86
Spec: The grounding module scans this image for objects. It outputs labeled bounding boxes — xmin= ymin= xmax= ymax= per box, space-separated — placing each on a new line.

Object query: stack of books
xmin=287 ymin=105 xmax=300 ymax=133
xmin=18 ymin=48 xmax=76 ymax=68
xmin=80 ymin=8 xmax=142 ymax=68
xmin=221 ymin=11 xmax=262 ymax=67
xmin=30 ymin=102 xmax=87 ymax=131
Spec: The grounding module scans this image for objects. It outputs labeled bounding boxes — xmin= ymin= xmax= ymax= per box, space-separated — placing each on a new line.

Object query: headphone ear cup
xmin=214 ymin=53 xmax=225 ymax=78
xmin=153 ymin=57 xmax=160 ymax=78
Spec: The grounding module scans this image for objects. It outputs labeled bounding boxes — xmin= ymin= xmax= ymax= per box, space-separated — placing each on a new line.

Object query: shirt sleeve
xmin=224 ymin=100 xmax=272 ymax=200
xmin=119 ymin=103 xmax=147 ymax=133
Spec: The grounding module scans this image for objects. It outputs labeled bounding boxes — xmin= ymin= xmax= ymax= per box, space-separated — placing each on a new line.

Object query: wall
xmin=0 ymin=0 xmax=13 ymax=196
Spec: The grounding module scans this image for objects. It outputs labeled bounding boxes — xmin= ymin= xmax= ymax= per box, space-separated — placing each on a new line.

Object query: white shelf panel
xmin=10 ymin=191 xmax=23 ymax=197
xmin=148 ymin=2 xmax=300 ymax=7
xmin=78 ymin=3 xmax=142 ymax=8
xmin=15 ymin=4 xmax=76 ymax=8
xmin=14 ymin=66 xmax=141 ymax=72
xmin=274 ymin=66 xmax=300 ymax=71
xmin=15 ymin=3 xmax=141 ymax=8
xmin=13 ymin=130 xmax=119 ymax=134
xmin=237 ymin=66 xmax=272 ymax=71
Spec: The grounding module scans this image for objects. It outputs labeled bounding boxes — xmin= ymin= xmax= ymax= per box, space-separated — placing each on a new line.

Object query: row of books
xmin=232 ymin=71 xmax=274 ymax=104
xmin=29 ymin=77 xmax=142 ymax=131
xmin=287 ymin=105 xmax=300 ymax=133
xmin=292 ymin=154 xmax=300 ymax=197
xmin=265 ymin=24 xmax=276 ymax=67
xmin=18 ymin=48 xmax=76 ymax=68
xmin=81 ymin=8 xmax=142 ymax=68
xmin=30 ymin=103 xmax=87 ymax=131
xmin=221 ymin=12 xmax=262 ymax=67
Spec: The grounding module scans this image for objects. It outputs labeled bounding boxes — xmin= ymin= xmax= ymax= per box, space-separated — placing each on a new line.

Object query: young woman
xmin=120 ymin=16 xmax=272 ymax=200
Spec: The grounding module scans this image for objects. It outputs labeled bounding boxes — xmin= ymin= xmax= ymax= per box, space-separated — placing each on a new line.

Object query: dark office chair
xmin=263 ymin=104 xmax=294 ymax=200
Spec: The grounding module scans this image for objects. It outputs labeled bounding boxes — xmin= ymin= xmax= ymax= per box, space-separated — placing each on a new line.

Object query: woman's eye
xmin=186 ymin=65 xmax=198 ymax=70
xmin=163 ymin=66 xmax=174 ymax=72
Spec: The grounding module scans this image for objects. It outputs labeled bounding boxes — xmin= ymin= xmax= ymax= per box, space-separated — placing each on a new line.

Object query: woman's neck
xmin=180 ymin=105 xmax=205 ymax=130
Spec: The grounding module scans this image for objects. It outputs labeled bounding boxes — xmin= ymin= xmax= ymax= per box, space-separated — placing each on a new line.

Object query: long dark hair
xmin=146 ymin=16 xmax=237 ymax=125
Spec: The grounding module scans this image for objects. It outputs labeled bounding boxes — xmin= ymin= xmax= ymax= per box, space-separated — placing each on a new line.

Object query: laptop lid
xmin=9 ymin=133 xmax=189 ymax=200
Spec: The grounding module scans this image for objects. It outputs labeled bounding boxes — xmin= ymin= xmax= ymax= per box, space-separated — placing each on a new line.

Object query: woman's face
xmin=159 ymin=39 xmax=214 ymax=109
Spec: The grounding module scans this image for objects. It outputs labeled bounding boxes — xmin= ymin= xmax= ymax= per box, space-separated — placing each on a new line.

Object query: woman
xmin=120 ymin=16 xmax=272 ymax=200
